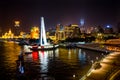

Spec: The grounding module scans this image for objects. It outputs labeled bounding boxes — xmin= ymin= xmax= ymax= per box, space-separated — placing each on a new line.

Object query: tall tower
xmin=80 ymin=19 xmax=85 ymax=33
xmin=14 ymin=21 xmax=21 ymax=36
xmin=40 ymin=17 xmax=48 ymax=46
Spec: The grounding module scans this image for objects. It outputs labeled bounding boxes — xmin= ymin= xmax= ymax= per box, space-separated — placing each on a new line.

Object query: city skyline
xmin=0 ymin=0 xmax=119 ymax=32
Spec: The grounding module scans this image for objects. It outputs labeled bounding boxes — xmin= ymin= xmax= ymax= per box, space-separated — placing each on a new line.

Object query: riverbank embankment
xmin=80 ymin=52 xmax=120 ymax=80
xmin=76 ymin=43 xmax=113 ymax=53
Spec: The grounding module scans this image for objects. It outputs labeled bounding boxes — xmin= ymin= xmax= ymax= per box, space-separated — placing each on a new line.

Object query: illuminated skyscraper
xmin=40 ymin=17 xmax=48 ymax=46
xmin=13 ymin=20 xmax=21 ymax=36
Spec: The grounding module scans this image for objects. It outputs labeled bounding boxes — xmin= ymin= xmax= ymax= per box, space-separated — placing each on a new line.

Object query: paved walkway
xmin=80 ymin=52 xmax=120 ymax=80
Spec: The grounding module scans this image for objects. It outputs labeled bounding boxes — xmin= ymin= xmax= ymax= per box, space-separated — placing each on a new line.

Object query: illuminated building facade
xmin=55 ymin=24 xmax=65 ymax=41
xmin=30 ymin=26 xmax=39 ymax=39
xmin=2 ymin=29 xmax=14 ymax=39
xmin=69 ymin=24 xmax=81 ymax=38
xmin=55 ymin=24 xmax=81 ymax=40
xmin=47 ymin=28 xmax=56 ymax=41
xmin=64 ymin=24 xmax=80 ymax=38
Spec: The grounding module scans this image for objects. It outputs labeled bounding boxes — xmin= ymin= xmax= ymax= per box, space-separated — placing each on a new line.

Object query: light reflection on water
xmin=23 ymin=48 xmax=106 ymax=80
xmin=0 ymin=42 xmax=107 ymax=80
xmin=0 ymin=42 xmax=21 ymax=79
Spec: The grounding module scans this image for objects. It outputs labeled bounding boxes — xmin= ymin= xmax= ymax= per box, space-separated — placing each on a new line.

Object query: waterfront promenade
xmin=80 ymin=52 xmax=120 ymax=80
xmin=78 ymin=43 xmax=120 ymax=80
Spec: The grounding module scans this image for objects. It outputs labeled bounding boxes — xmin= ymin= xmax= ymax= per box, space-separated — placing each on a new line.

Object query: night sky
xmin=0 ymin=0 xmax=119 ymax=32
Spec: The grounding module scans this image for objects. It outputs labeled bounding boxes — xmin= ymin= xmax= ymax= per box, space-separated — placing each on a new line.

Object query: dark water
xmin=0 ymin=42 xmax=107 ymax=80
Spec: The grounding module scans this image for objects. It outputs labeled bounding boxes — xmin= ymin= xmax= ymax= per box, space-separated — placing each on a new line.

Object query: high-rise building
xmin=55 ymin=24 xmax=81 ymax=40
xmin=66 ymin=24 xmax=81 ymax=38
xmin=13 ymin=21 xmax=22 ymax=36
xmin=55 ymin=24 xmax=65 ymax=41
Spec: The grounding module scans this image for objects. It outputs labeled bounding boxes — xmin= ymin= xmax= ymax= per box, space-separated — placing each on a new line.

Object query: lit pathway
xmin=80 ymin=52 xmax=120 ymax=80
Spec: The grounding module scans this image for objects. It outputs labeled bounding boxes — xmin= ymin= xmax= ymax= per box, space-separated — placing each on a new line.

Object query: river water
xmin=0 ymin=41 xmax=107 ymax=80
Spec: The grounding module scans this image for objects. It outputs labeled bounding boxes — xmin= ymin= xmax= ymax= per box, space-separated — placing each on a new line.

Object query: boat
xmin=30 ymin=44 xmax=59 ymax=51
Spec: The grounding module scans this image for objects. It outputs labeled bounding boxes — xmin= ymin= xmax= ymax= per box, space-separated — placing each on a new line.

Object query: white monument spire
xmin=40 ymin=17 xmax=48 ymax=46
